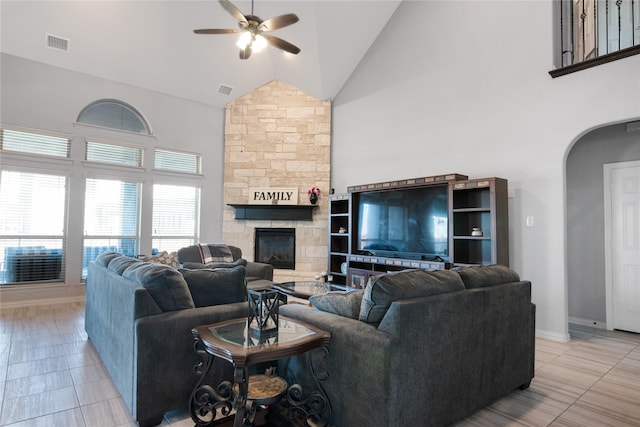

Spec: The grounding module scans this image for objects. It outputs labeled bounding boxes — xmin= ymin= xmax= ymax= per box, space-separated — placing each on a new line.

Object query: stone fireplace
xmin=254 ymin=228 xmax=295 ymax=270
xmin=221 ymin=80 xmax=331 ymax=282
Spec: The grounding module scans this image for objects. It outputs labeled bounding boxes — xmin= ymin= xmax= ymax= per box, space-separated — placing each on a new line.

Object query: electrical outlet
xmin=526 ymin=216 xmax=534 ymax=227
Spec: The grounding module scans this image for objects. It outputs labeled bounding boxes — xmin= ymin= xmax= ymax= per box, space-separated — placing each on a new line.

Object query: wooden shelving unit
xmin=450 ymin=177 xmax=509 ymax=266
xmin=327 ymin=194 xmax=350 ymax=286
xmin=328 ymin=176 xmax=509 ymax=288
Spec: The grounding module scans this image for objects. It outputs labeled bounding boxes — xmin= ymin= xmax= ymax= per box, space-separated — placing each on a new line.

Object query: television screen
xmin=354 ymin=185 xmax=449 ymax=261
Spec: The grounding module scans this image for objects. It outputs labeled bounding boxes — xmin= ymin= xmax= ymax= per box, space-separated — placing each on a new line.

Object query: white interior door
xmin=604 ymin=161 xmax=640 ymax=333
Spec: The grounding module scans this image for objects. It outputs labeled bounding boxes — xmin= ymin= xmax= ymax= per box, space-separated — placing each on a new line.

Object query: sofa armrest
xmin=246 ymin=261 xmax=273 ymax=281
xmin=278 ymin=304 xmax=400 ymax=427
xmin=133 ymin=302 xmax=249 ymax=423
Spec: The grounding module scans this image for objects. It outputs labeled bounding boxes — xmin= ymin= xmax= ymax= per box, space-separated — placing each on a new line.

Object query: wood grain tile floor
xmin=0 ymin=301 xmax=638 ymax=426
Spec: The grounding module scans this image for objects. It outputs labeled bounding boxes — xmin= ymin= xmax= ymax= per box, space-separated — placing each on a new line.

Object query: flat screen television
xmin=353 ymin=185 xmax=449 ymax=261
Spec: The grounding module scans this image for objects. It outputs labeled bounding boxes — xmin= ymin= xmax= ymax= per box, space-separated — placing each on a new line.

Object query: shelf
xmin=228 ymin=204 xmax=317 ymax=221
xmin=453 ymin=236 xmax=491 ymax=240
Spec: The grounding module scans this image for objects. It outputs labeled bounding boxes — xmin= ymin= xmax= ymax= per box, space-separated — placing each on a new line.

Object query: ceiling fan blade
xmin=262 ymin=34 xmax=301 ymax=55
xmin=219 ymin=0 xmax=248 ymax=26
xmin=239 ymin=45 xmax=252 ymax=60
xmin=194 ymin=29 xmax=240 ymax=34
xmin=258 ymin=13 xmax=299 ymax=32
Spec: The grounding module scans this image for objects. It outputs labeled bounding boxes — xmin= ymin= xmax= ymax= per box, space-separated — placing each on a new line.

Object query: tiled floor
xmin=0 ymin=302 xmax=638 ymax=427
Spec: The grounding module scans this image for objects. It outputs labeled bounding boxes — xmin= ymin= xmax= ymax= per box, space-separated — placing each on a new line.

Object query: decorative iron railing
xmin=552 ymin=0 xmax=640 ymax=76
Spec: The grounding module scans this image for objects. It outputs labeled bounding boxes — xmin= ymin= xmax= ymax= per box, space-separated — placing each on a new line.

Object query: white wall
xmin=331 ymin=1 xmax=640 ymax=340
xmin=0 ymin=53 xmax=225 ymax=305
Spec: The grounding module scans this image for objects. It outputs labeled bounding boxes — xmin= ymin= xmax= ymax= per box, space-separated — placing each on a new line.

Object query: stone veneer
xmin=222 ymin=80 xmax=331 ymax=283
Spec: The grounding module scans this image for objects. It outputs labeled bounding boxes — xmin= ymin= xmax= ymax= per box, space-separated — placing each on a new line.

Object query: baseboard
xmin=0 ymin=282 xmax=85 ymax=308
xmin=535 ymin=328 xmax=571 ymax=343
xmin=568 ymin=316 xmax=608 ymax=330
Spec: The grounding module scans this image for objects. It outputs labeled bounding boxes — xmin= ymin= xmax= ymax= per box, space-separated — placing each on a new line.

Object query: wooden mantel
xmin=228 ymin=204 xmax=317 ymax=221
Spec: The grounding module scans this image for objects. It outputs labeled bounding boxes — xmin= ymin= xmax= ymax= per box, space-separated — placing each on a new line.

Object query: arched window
xmin=77 ymin=99 xmax=151 ymax=134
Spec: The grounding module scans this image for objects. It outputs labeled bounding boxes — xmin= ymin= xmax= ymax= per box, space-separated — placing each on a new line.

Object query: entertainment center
xmin=328 ymin=173 xmax=509 ymax=288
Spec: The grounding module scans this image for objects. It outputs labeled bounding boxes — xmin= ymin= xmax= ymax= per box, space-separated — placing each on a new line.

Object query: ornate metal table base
xmin=190 ymin=340 xmax=332 ymax=427
xmin=274 ymin=347 xmax=332 ymax=427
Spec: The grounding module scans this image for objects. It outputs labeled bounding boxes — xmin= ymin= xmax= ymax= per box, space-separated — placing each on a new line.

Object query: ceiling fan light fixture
xmin=252 ymin=34 xmax=267 ymax=52
xmin=236 ymin=31 xmax=252 ymax=49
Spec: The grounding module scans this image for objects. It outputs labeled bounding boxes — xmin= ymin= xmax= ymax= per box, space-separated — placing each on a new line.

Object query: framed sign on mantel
xmin=249 ymin=187 xmax=299 ymax=205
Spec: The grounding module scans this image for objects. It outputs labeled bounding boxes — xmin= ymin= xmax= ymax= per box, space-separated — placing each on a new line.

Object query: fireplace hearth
xmin=255 ymin=228 xmax=295 ymax=270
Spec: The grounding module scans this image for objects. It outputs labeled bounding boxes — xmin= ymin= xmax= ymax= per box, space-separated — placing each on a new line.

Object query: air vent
xmin=46 ymin=34 xmax=69 ymax=52
xmin=217 ymin=84 xmax=233 ymax=96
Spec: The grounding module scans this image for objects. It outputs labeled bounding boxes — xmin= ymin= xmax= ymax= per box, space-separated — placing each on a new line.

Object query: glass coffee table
xmin=190 ymin=316 xmax=331 ymax=427
xmin=273 ymin=281 xmax=349 ymax=300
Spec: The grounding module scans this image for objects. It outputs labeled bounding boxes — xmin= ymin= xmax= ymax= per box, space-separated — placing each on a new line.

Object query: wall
xmin=331 ymin=1 xmax=640 ymax=340
xmin=566 ymin=123 xmax=640 ymax=326
xmin=0 ymin=53 xmax=225 ymax=305
xmin=222 ymin=81 xmax=331 ymax=282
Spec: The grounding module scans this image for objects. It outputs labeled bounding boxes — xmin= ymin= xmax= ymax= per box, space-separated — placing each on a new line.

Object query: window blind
xmin=0 ymin=129 xmax=70 ymax=158
xmin=82 ymin=178 xmax=140 ymax=278
xmin=0 ymin=170 xmax=67 ymax=284
xmin=154 ymin=149 xmax=201 ymax=174
xmin=86 ymin=140 xmax=142 ymax=167
xmin=152 ymin=184 xmax=200 ymax=253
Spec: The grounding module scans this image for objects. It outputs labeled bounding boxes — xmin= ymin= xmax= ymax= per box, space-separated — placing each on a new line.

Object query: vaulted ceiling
xmin=1 ymin=1 xmax=401 ymax=108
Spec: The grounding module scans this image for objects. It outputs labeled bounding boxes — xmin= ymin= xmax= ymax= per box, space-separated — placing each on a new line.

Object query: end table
xmin=190 ymin=316 xmax=331 ymax=427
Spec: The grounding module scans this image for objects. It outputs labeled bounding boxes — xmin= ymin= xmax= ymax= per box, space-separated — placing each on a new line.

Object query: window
xmin=152 ymin=184 xmax=200 ymax=253
xmin=1 ymin=128 xmax=70 ymax=158
xmin=0 ymin=170 xmax=67 ymax=284
xmin=77 ymin=100 xmax=151 ymax=134
xmin=154 ymin=148 xmax=201 ymax=174
xmin=86 ymin=140 xmax=143 ymax=167
xmin=553 ymin=0 xmax=640 ymax=75
xmin=82 ymin=178 xmax=140 ymax=278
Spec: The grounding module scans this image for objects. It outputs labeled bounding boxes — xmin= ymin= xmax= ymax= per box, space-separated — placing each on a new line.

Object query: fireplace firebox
xmin=255 ymin=228 xmax=295 ymax=270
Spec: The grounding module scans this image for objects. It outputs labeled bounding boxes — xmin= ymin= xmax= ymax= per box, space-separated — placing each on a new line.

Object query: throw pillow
xmin=453 ymin=264 xmax=520 ymax=289
xmin=108 ymin=256 xmax=140 ymax=275
xmin=179 ymin=265 xmax=247 ymax=307
xmin=94 ymin=251 xmax=120 ymax=267
xmin=359 ymin=269 xmax=465 ymax=324
xmin=197 ymin=244 xmax=234 ymax=264
xmin=123 ymin=262 xmax=195 ymax=311
xmin=139 ymin=251 xmax=180 ymax=268
xmin=182 ymin=258 xmax=247 ymax=270
xmin=309 ymin=290 xmax=364 ymax=320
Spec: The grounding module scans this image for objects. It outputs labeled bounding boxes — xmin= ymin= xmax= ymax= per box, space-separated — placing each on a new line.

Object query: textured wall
xmin=222 ymin=80 xmax=331 ymax=283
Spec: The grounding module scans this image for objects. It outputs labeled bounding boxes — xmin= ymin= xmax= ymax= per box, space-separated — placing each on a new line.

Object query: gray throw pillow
xmin=359 ymin=269 xmax=465 ymax=324
xmin=453 ymin=265 xmax=520 ymax=289
xmin=94 ymin=251 xmax=120 ymax=267
xmin=309 ymin=290 xmax=364 ymax=320
xmin=179 ymin=265 xmax=247 ymax=307
xmin=108 ymin=256 xmax=140 ymax=275
xmin=123 ymin=262 xmax=195 ymax=311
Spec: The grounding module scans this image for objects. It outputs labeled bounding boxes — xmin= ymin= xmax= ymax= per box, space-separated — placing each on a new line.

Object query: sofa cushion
xmin=94 ymin=251 xmax=121 ymax=267
xmin=454 ymin=264 xmax=520 ymax=289
xmin=108 ymin=256 xmax=140 ymax=275
xmin=138 ymin=251 xmax=179 ymax=268
xmin=123 ymin=262 xmax=195 ymax=311
xmin=182 ymin=258 xmax=247 ymax=270
xmin=179 ymin=265 xmax=247 ymax=307
xmin=359 ymin=269 xmax=465 ymax=324
xmin=310 ymin=290 xmax=365 ymax=320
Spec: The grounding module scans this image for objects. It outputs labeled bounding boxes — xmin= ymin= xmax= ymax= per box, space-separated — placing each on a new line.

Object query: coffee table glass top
xmin=274 ymin=281 xmax=348 ymax=298
xmin=208 ymin=318 xmax=316 ymax=349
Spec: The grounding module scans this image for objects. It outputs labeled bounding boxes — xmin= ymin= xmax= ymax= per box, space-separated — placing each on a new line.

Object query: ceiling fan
xmin=194 ymin=0 xmax=301 ymax=60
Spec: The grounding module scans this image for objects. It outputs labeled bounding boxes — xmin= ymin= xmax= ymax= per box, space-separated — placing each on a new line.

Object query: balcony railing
xmin=551 ymin=0 xmax=640 ymax=77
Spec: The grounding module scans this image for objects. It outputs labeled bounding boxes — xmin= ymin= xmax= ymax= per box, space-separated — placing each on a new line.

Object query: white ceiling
xmin=0 ymin=0 xmax=401 ymax=108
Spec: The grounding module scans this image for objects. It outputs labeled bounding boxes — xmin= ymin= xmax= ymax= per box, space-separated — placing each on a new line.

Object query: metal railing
xmin=553 ymin=0 xmax=640 ymax=76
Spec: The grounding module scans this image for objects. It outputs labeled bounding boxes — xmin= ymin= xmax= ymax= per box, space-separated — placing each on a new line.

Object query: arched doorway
xmin=565 ymin=121 xmax=640 ymax=330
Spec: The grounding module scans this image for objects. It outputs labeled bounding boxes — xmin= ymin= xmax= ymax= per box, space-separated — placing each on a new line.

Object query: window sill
xmin=549 ymin=45 xmax=640 ymax=78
